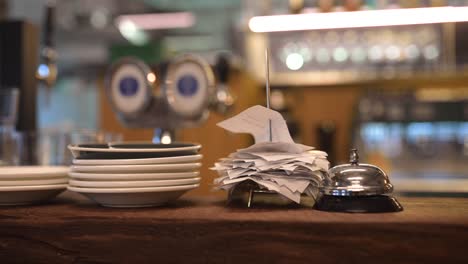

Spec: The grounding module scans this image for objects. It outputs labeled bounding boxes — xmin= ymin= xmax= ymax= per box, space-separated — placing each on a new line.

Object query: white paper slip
xmin=306 ymin=150 xmax=328 ymax=157
xmin=228 ymin=152 xmax=259 ymax=160
xmin=232 ymin=162 xmax=255 ymax=169
xmin=217 ymin=105 xmax=294 ymax=143
xmin=247 ymin=152 xmax=304 ymax=162
xmin=220 ymin=176 xmax=302 ymax=203
xmin=227 ymin=167 xmax=255 ymax=179
xmin=294 ymin=156 xmax=316 ymax=164
xmin=278 ymin=163 xmax=300 ymax=171
xmin=213 ymin=104 xmax=330 ymax=204
xmin=314 ymin=159 xmax=331 ymax=170
xmin=271 ymin=177 xmax=311 ymax=193
xmin=255 ymin=172 xmax=321 ymax=181
xmin=237 ymin=142 xmax=306 ymax=154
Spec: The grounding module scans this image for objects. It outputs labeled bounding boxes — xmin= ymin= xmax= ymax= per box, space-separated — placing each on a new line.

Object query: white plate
xmin=73 ymin=154 xmax=202 ymax=165
xmin=69 ymin=177 xmax=200 ymax=188
xmin=0 ymin=166 xmax=69 ymax=180
xmin=71 ymin=163 xmax=201 ymax=173
xmin=0 ymin=178 xmax=68 ymax=186
xmin=68 ymin=184 xmax=199 ymax=208
xmin=0 ymin=184 xmax=68 ymax=191
xmin=68 ymin=142 xmax=201 ymax=153
xmin=0 ymin=184 xmax=67 ymax=206
xmin=69 ymin=171 xmax=199 ymax=181
xmin=108 ymin=141 xmax=201 ymax=150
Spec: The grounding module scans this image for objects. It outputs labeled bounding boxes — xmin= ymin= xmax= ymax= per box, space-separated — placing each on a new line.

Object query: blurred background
xmin=1 ymin=0 xmax=467 ymax=196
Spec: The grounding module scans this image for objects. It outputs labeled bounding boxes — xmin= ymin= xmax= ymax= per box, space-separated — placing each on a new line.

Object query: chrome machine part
xmin=321 ymin=149 xmax=394 ymax=196
xmin=211 ymin=54 xmax=235 ymax=115
xmin=152 ymin=128 xmax=175 ymax=144
xmin=105 ymin=53 xmax=231 ymax=143
xmin=36 ymin=1 xmax=58 ymax=98
xmin=106 ymin=57 xmax=155 ymax=118
xmin=164 ymin=54 xmax=216 ymax=120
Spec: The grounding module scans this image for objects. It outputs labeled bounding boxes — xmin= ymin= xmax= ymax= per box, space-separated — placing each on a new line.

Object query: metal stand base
xmin=314 ymin=194 xmax=404 ymax=213
xmin=227 ymin=180 xmax=315 ymax=208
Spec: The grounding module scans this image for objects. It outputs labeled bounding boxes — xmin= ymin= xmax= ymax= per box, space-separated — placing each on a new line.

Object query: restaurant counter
xmin=0 ymin=191 xmax=467 ymax=263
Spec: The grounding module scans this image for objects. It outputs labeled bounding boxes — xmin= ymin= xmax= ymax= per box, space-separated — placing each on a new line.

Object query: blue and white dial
xmin=167 ymin=61 xmax=208 ymax=117
xmin=111 ymin=64 xmax=149 ymax=115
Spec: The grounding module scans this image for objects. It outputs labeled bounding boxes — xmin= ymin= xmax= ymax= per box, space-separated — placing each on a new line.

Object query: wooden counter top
xmin=0 ymin=191 xmax=467 ymax=263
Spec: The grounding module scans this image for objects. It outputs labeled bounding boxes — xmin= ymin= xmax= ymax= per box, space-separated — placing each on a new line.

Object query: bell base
xmin=314 ymin=194 xmax=403 ymax=213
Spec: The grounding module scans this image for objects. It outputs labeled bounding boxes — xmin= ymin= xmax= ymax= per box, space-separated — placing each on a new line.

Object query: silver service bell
xmin=315 ymin=149 xmax=403 ymax=213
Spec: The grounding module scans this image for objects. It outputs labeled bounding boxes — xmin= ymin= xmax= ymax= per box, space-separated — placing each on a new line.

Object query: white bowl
xmin=68 ymin=171 xmax=199 ymax=181
xmin=68 ymin=184 xmax=199 ymax=208
xmin=68 ymin=177 xmax=200 ymax=188
xmin=70 ymin=163 xmax=202 ymax=173
xmin=0 ymin=184 xmax=67 ymax=206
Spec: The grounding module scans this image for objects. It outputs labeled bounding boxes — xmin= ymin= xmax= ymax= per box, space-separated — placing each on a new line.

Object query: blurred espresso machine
xmin=0 ymin=3 xmax=56 ymax=165
xmin=105 ymin=53 xmax=234 ymax=143
xmin=352 ymin=90 xmax=468 ymax=194
xmin=241 ymin=3 xmax=468 ymax=195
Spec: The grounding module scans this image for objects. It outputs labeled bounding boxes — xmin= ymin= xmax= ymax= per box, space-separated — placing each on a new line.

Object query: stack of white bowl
xmin=67 ymin=142 xmax=202 ymax=207
xmin=0 ymin=166 xmax=69 ymax=205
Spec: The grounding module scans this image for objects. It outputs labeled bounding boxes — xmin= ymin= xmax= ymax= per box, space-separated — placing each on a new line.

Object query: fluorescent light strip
xmin=249 ymin=6 xmax=468 ymax=33
xmin=116 ymin=12 xmax=195 ymax=30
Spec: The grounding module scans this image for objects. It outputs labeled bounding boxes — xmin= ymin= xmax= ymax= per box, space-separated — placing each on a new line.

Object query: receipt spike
xmin=265 ymin=48 xmax=272 ymax=142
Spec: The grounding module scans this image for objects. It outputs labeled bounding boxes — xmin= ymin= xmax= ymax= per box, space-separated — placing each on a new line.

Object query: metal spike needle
xmin=265 ymin=48 xmax=272 ymax=142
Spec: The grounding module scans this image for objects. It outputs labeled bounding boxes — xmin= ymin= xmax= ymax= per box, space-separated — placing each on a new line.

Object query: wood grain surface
xmin=0 ymin=192 xmax=467 ymax=264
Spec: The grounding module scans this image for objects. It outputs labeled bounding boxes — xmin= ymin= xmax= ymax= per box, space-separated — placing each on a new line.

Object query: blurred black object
xmin=270 ymin=88 xmax=300 ymax=142
xmin=317 ymin=121 xmax=336 ymax=166
xmin=213 ymin=53 xmax=235 ymax=114
xmin=315 ymin=194 xmax=403 ymax=213
xmin=36 ymin=1 xmax=58 ymax=91
xmin=0 ymin=21 xmax=39 ymax=165
xmin=0 ymin=21 xmax=39 ymax=132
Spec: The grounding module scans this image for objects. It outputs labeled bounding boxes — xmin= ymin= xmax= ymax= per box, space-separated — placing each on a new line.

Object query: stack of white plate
xmin=0 ymin=166 xmax=69 ymax=205
xmin=67 ymin=142 xmax=202 ymax=208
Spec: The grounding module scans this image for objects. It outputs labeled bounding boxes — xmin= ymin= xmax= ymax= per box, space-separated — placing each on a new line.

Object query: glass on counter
xmin=4 ymin=129 xmax=122 ymax=166
xmin=0 ymin=88 xmax=20 ymax=166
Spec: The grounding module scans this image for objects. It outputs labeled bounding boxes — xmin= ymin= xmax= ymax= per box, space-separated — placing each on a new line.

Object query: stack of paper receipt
xmin=212 ymin=105 xmax=329 ymax=204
